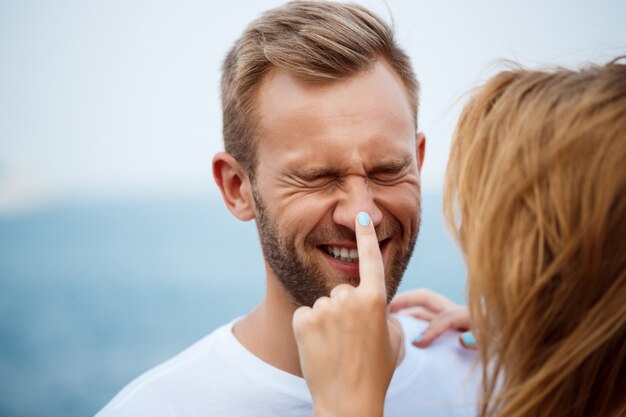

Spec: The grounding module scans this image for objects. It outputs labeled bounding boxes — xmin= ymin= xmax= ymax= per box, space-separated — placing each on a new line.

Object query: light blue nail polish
xmin=412 ymin=333 xmax=424 ymax=343
xmin=461 ymin=331 xmax=476 ymax=347
xmin=357 ymin=211 xmax=370 ymax=226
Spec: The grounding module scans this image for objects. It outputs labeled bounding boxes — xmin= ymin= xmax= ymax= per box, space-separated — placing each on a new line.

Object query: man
xmin=96 ymin=2 xmax=478 ymax=416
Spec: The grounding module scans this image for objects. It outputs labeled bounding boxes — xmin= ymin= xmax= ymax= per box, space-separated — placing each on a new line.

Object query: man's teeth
xmin=323 ymin=245 xmax=359 ymax=262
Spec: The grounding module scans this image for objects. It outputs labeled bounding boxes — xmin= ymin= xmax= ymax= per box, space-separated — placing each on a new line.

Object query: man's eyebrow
xmin=368 ymin=158 xmax=413 ymax=173
xmin=290 ymin=159 xmax=412 ymax=180
xmin=291 ymin=167 xmax=344 ymax=180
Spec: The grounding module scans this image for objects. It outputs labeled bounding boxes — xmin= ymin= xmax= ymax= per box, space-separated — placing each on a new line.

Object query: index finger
xmin=355 ymin=211 xmax=386 ymax=295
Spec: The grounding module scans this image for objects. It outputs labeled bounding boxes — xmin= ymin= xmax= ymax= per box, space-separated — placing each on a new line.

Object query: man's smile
xmin=319 ymin=238 xmax=390 ymax=261
xmin=316 ymin=239 xmax=391 ymax=276
xmin=321 ymin=244 xmax=359 ymax=262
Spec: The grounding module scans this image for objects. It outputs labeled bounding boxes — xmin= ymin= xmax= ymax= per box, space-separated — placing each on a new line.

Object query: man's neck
xmin=232 ymin=275 xmax=303 ymax=377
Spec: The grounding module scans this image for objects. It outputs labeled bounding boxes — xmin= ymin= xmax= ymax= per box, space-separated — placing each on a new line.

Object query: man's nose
xmin=331 ymin=176 xmax=383 ymax=231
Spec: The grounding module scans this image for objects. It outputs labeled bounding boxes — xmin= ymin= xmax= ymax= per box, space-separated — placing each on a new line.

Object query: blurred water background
xmin=0 ymin=192 xmax=465 ymax=417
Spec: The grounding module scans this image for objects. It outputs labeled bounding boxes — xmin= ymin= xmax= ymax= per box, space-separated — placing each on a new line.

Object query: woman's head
xmin=445 ymin=59 xmax=626 ymax=417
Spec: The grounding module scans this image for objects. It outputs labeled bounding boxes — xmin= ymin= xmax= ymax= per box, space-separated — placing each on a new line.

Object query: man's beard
xmin=253 ymin=190 xmax=420 ymax=307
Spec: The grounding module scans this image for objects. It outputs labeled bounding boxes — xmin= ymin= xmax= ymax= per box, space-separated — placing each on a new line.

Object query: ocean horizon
xmin=0 ymin=193 xmax=466 ymax=417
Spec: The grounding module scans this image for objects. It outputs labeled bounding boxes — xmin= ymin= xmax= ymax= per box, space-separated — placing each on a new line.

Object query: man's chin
xmin=326 ymin=275 xmax=360 ymax=290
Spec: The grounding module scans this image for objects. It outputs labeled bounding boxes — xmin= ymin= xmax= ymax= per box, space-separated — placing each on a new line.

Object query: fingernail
xmin=412 ymin=333 xmax=424 ymax=344
xmin=461 ymin=331 xmax=476 ymax=347
xmin=357 ymin=211 xmax=370 ymax=226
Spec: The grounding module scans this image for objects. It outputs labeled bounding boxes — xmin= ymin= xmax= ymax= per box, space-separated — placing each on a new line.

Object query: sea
xmin=0 ymin=193 xmax=466 ymax=417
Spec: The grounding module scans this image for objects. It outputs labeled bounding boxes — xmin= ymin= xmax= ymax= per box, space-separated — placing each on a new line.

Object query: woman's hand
xmin=292 ymin=212 xmax=402 ymax=417
xmin=390 ymin=288 xmax=475 ymax=349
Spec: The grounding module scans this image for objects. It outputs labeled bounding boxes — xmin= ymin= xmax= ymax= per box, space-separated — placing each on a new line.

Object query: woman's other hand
xmin=390 ymin=288 xmax=476 ymax=350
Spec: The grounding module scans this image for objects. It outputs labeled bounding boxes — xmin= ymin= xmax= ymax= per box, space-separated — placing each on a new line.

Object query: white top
xmin=96 ymin=314 xmax=479 ymax=417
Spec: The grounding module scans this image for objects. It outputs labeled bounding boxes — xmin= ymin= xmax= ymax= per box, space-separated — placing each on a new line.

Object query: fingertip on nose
xmin=357 ymin=211 xmax=370 ymax=226
xmin=333 ymin=206 xmax=382 ymax=231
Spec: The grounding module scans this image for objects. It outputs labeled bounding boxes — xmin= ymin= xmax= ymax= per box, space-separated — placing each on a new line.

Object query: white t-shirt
xmin=96 ymin=314 xmax=479 ymax=417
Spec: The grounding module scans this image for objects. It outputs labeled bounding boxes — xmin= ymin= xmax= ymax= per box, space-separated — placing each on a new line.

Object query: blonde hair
xmin=221 ymin=0 xmax=418 ymax=180
xmin=445 ymin=58 xmax=626 ymax=417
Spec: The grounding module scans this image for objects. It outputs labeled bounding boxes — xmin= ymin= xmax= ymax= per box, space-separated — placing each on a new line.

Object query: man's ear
xmin=416 ymin=132 xmax=426 ymax=172
xmin=212 ymin=152 xmax=256 ymax=221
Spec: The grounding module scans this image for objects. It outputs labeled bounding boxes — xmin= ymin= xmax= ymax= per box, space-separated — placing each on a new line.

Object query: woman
xmin=292 ymin=58 xmax=626 ymax=417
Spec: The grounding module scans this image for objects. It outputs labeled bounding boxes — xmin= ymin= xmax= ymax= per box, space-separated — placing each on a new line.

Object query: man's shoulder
xmin=96 ymin=320 xmax=236 ymax=417
xmin=389 ymin=314 xmax=480 ymax=416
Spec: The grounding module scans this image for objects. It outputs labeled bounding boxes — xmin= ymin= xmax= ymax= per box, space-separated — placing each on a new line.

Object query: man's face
xmin=252 ymin=61 xmax=424 ymax=307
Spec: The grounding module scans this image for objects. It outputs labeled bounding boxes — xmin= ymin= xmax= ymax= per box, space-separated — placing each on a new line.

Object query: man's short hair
xmin=221 ymin=0 xmax=419 ymax=180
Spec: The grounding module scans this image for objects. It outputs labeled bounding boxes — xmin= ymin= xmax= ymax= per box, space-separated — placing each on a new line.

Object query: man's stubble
xmin=252 ymin=186 xmax=420 ymax=307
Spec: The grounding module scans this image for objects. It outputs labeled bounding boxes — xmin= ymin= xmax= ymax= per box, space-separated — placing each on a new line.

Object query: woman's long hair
xmin=444 ymin=58 xmax=626 ymax=417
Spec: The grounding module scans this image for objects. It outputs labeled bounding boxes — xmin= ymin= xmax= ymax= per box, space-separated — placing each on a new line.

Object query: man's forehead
xmin=255 ymin=69 xmax=343 ymax=128
xmin=255 ymin=63 xmax=415 ymax=133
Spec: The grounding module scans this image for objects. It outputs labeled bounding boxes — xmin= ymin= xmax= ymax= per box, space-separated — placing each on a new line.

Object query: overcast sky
xmin=1 ymin=0 xmax=624 ymax=212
